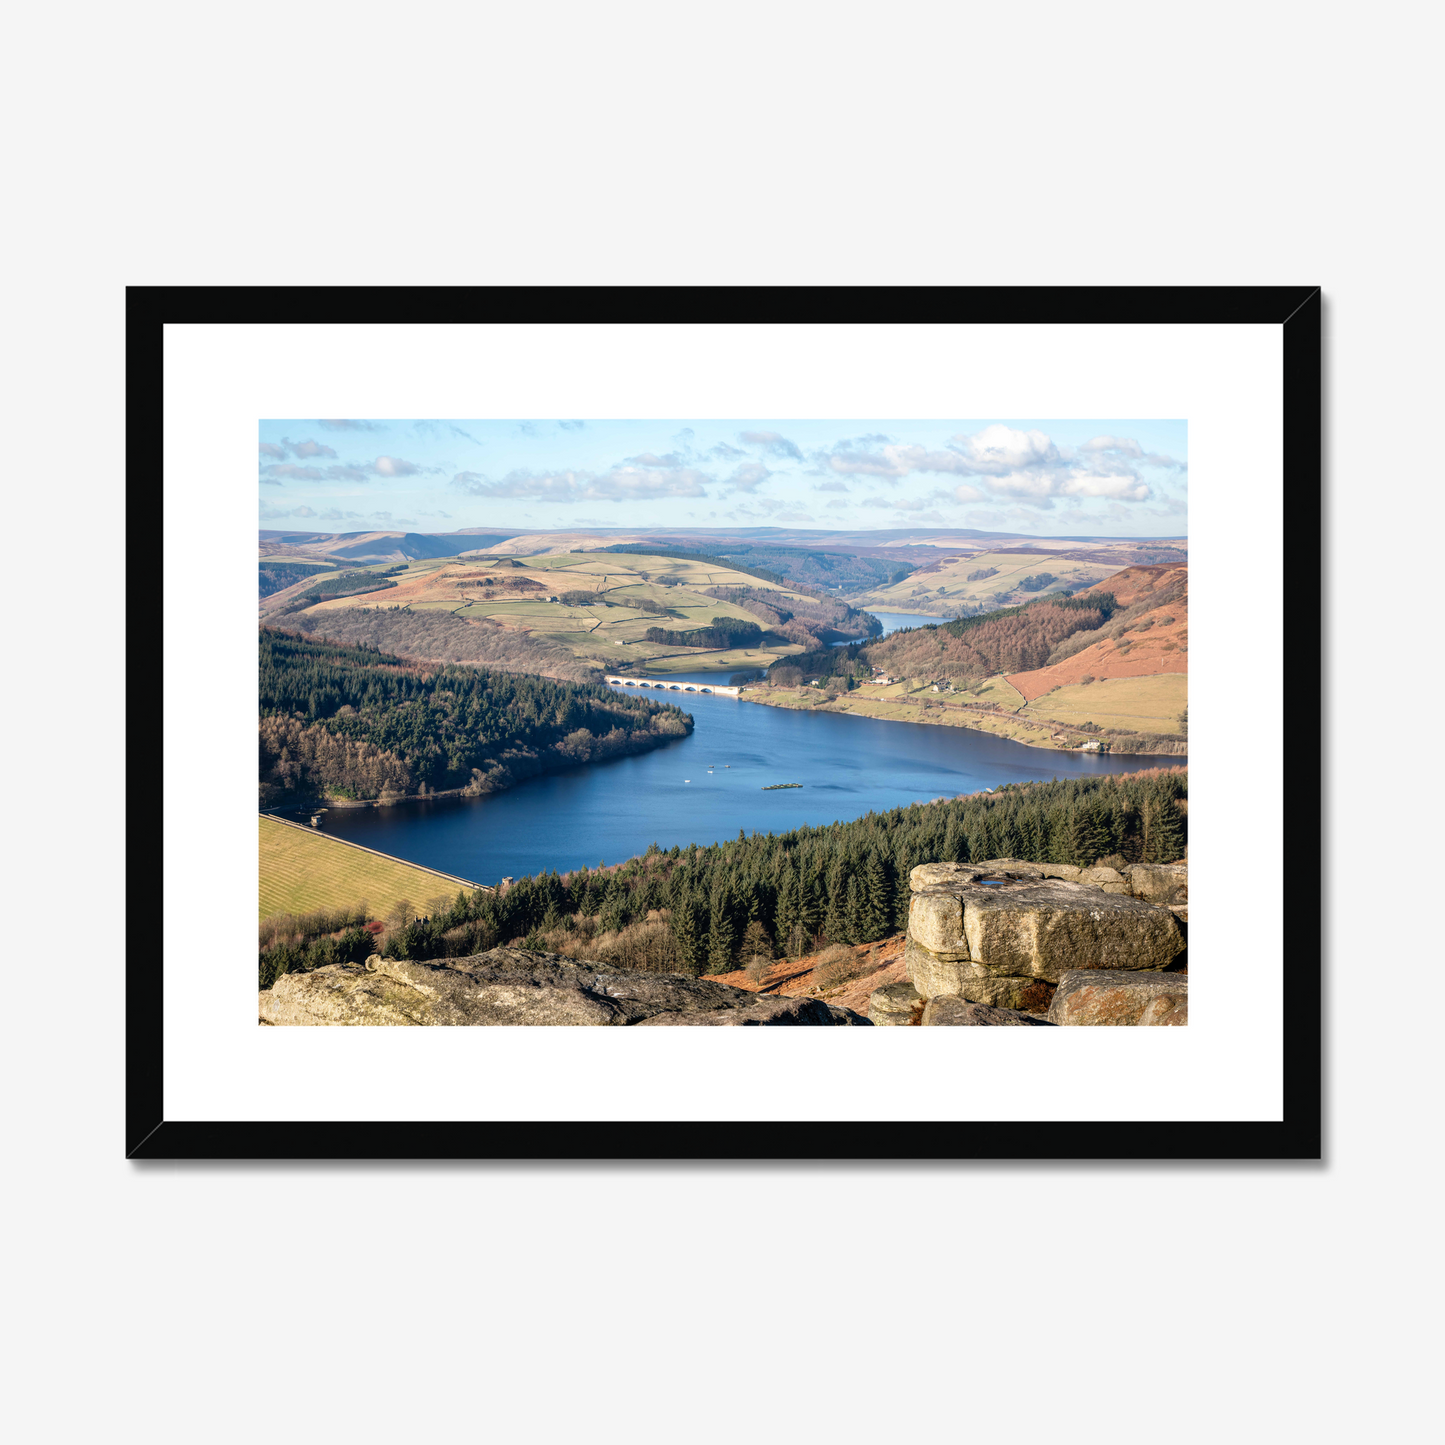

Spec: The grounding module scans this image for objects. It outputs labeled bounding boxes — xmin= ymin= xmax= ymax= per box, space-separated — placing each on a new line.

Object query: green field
xmin=1019 ymin=672 xmax=1188 ymax=734
xmin=855 ymin=550 xmax=1128 ymax=614
xmin=259 ymin=815 xmax=479 ymax=922
xmin=281 ymin=551 xmax=848 ymax=675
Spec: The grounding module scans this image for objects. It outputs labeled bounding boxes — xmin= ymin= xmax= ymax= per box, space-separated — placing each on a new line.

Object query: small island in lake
xmin=762 ymin=782 xmax=803 ymax=790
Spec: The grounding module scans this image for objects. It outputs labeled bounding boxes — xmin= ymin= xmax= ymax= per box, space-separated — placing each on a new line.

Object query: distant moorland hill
xmin=746 ymin=563 xmax=1187 ymax=752
xmin=259 ymin=527 xmax=1186 ymax=614
xmin=259 ymin=549 xmax=875 ymax=681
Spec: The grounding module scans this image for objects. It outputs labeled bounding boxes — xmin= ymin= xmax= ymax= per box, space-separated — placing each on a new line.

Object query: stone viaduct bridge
xmin=606 ymin=676 xmax=741 ymax=696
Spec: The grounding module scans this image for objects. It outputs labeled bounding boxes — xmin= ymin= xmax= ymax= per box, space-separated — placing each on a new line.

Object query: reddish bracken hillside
xmin=1085 ymin=563 xmax=1187 ymax=609
xmin=705 ymin=935 xmax=908 ymax=1018
xmin=1007 ymin=565 xmax=1188 ymax=701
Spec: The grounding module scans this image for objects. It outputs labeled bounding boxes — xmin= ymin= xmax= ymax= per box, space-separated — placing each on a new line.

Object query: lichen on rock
xmin=260 ymin=947 xmax=872 ymax=1026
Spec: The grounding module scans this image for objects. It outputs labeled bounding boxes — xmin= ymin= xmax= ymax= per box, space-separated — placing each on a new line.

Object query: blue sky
xmin=258 ymin=419 xmax=1187 ymax=536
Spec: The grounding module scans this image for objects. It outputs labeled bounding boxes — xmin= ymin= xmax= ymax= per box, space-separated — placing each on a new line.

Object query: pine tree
xmin=1142 ymin=791 xmax=1185 ymax=862
xmin=707 ymin=883 xmax=737 ymax=973
xmin=774 ymin=862 xmax=800 ymax=946
xmin=1021 ymin=807 xmax=1047 ymax=861
xmin=861 ymin=853 xmax=889 ymax=942
xmin=842 ymin=874 xmax=863 ymax=944
xmin=1083 ymin=803 xmax=1112 ymax=864
xmin=737 ymin=874 xmax=763 ymax=924
xmin=894 ymin=848 xmax=915 ymax=931
xmin=797 ymin=865 xmax=821 ymax=941
xmin=1104 ymin=798 xmax=1127 ymax=860
xmin=670 ymin=889 xmax=705 ymax=976
xmin=1062 ymin=807 xmax=1091 ymax=866
xmin=822 ymin=864 xmax=847 ymax=943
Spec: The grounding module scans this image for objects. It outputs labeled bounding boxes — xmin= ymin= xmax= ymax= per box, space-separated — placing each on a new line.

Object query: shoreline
xmin=730 ymin=684 xmax=1188 ymax=758
xmin=261 ymin=719 xmax=692 ymax=813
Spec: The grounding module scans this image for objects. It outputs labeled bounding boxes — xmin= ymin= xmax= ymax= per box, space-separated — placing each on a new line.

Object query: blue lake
xmin=307 ymin=681 xmax=1182 ymax=887
xmin=857 ymin=609 xmax=946 ymax=637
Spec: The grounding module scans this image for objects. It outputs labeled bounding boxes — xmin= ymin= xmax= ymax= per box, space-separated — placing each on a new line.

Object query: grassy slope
xmin=259 ymin=816 xmax=475 ymax=922
xmin=853 ymin=549 xmax=1126 ymax=614
xmin=299 ymin=554 xmax=829 ymax=673
xmin=742 ymin=678 xmax=1066 ymax=748
xmin=1018 ymin=673 xmax=1188 ymax=733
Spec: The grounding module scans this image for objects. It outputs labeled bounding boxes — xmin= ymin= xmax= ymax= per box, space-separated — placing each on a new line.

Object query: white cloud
xmin=259 ymin=502 xmax=318 ymax=521
xmin=1082 ymin=435 xmax=1186 ymax=470
xmin=808 ymin=424 xmax=1172 ymax=508
xmin=451 ymin=465 xmax=710 ymax=502
xmin=822 ymin=445 xmax=911 ymax=478
xmin=373 ymin=455 xmax=422 ymax=477
xmin=260 ymin=437 xmax=339 ymax=461
xmin=726 ymin=461 xmax=773 ymax=493
xmin=739 ymin=430 xmax=804 ymax=461
xmin=625 ymin=451 xmax=688 ymax=468
xmin=317 ymin=419 xmax=385 ymax=432
xmin=260 ymin=454 xmax=436 ymax=484
xmin=860 ymin=488 xmax=964 ymax=515
xmin=289 ymin=438 xmax=337 ymax=460
xmin=948 ymin=425 xmax=1062 ymax=474
xmin=260 ymin=462 xmax=374 ymax=484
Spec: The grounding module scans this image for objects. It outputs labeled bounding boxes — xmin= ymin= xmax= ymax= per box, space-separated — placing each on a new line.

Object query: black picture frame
xmin=128 ymin=285 xmax=1321 ymax=1161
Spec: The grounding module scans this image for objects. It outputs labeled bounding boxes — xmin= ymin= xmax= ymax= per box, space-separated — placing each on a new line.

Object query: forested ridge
xmin=275 ymin=606 xmax=600 ymax=682
xmin=700 ymin=585 xmax=878 ymax=646
xmin=259 ymin=560 xmax=332 ymax=598
xmin=259 ymin=629 xmax=692 ymax=805
xmin=260 ymin=769 xmax=1186 ymax=987
xmin=704 ymin=544 xmax=913 ymax=593
xmin=266 ymin=571 xmax=401 ymax=619
xmin=596 ymin=542 xmax=913 ymax=595
xmin=857 ymin=593 xmax=1117 ymax=681
xmin=643 ymin=616 xmax=764 ymax=649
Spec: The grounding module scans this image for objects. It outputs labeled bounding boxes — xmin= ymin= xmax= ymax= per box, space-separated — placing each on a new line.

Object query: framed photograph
xmin=130 ymin=286 xmax=1320 ymax=1159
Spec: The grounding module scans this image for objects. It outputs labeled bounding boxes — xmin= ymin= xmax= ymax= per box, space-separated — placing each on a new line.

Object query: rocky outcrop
xmin=907 ymin=871 xmax=1184 ymax=982
xmin=882 ymin=857 xmax=1188 ymax=1024
xmin=901 ymin=942 xmax=1058 ymax=1011
xmin=961 ymin=880 xmax=1183 ymax=979
xmin=1126 ymin=863 xmax=1188 ymax=907
xmin=1046 ymin=969 xmax=1189 ymax=1026
xmin=921 ymin=998 xmax=1057 ymax=1026
xmin=868 ymin=981 xmax=925 ymax=1026
xmin=261 ymin=947 xmax=870 ymax=1026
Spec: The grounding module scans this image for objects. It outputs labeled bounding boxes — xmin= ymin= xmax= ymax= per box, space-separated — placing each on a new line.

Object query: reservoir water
xmin=307 ymin=656 xmax=1184 ymax=886
xmin=855 ymin=609 xmax=945 ymax=637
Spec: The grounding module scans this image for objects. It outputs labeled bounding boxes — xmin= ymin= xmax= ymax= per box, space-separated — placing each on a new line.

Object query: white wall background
xmin=4 ymin=3 xmax=1435 ymax=1443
